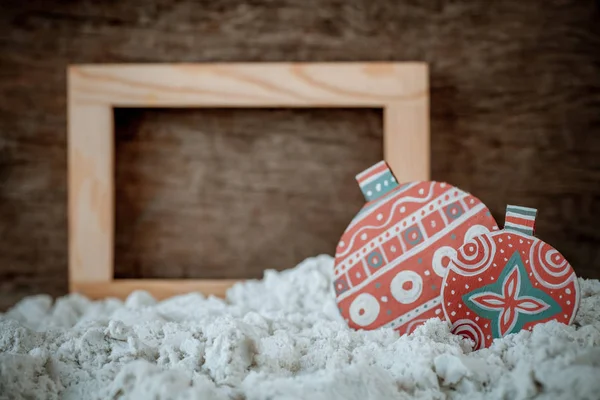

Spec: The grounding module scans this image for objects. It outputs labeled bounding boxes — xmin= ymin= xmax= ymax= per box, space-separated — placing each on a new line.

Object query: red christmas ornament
xmin=442 ymin=205 xmax=580 ymax=349
xmin=334 ymin=161 xmax=499 ymax=334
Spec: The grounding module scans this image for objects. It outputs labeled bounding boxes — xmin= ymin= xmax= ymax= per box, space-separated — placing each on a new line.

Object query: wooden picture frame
xmin=68 ymin=62 xmax=429 ymax=300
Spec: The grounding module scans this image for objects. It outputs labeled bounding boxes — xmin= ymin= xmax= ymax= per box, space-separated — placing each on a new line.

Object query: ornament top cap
xmin=355 ymin=160 xmax=399 ymax=202
xmin=504 ymin=204 xmax=537 ymax=236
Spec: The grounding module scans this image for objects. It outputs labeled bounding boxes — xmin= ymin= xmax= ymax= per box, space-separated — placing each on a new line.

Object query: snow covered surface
xmin=1 ymin=255 xmax=599 ymax=399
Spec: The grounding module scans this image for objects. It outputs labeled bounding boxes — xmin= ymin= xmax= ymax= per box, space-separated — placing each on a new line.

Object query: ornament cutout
xmin=334 ymin=161 xmax=499 ymax=334
xmin=442 ymin=205 xmax=580 ymax=349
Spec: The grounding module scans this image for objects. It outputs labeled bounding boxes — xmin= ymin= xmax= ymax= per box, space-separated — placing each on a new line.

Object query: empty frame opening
xmin=113 ymin=108 xmax=383 ymax=280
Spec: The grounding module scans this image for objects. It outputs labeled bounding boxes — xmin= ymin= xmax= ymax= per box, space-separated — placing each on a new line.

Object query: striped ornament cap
xmin=441 ymin=204 xmax=580 ymax=349
xmin=504 ymin=205 xmax=537 ymax=236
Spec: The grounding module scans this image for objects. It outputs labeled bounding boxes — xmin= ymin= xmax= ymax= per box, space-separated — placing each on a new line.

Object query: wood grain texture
xmin=1 ymin=0 xmax=599 ymax=309
xmin=70 ymin=63 xmax=427 ymax=107
xmin=113 ymin=108 xmax=383 ymax=280
xmin=67 ymin=103 xmax=113 ymax=285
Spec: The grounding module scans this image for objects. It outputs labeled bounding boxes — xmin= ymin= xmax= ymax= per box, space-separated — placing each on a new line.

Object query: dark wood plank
xmin=1 ymin=0 xmax=599 ymax=309
xmin=114 ymin=108 xmax=382 ymax=279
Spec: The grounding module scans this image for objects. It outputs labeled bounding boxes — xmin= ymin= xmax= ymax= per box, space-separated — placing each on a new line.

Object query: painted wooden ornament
xmin=333 ymin=161 xmax=499 ymax=334
xmin=442 ymin=205 xmax=580 ymax=350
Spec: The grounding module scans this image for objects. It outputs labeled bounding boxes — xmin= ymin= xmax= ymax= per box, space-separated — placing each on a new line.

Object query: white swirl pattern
xmin=450 ymin=234 xmax=496 ymax=276
xmin=464 ymin=224 xmax=490 ymax=243
xmin=432 ymin=246 xmax=457 ymax=277
xmin=451 ymin=319 xmax=486 ymax=350
xmin=529 ymin=238 xmax=575 ymax=289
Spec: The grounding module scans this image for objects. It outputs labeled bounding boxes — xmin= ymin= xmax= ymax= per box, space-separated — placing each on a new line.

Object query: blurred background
xmin=1 ymin=0 xmax=599 ymax=310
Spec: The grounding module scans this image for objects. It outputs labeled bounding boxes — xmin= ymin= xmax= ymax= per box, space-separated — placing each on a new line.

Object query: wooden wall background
xmin=1 ymin=0 xmax=599 ymax=310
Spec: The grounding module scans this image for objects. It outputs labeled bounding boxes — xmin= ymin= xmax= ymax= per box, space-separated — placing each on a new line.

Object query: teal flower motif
xmin=463 ymin=251 xmax=562 ymax=338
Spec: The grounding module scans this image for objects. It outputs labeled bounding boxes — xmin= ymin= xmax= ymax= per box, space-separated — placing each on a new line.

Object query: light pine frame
xmin=68 ymin=62 xmax=430 ymax=300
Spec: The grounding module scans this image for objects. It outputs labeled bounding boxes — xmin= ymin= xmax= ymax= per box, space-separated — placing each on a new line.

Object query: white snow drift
xmin=1 ymin=255 xmax=600 ymax=399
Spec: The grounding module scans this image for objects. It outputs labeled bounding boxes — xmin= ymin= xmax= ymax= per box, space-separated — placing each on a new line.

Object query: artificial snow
xmin=1 ymin=255 xmax=599 ymax=399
